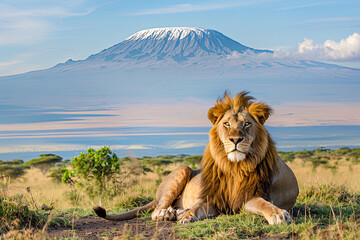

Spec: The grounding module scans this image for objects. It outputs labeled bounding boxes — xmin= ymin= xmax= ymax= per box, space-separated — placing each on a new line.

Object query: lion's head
xmin=201 ymin=91 xmax=278 ymax=212
xmin=207 ymin=91 xmax=272 ymax=168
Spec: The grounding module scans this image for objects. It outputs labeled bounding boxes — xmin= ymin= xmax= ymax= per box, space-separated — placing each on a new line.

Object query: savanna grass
xmin=175 ymin=184 xmax=360 ymax=239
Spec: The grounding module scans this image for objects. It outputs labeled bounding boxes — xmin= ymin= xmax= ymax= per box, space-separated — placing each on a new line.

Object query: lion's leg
xmin=178 ymin=200 xmax=218 ymax=224
xmin=152 ymin=166 xmax=193 ymax=221
xmin=244 ymin=197 xmax=291 ymax=225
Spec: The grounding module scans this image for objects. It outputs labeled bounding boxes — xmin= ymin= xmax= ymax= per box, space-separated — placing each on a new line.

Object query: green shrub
xmin=0 ymin=159 xmax=24 ymax=165
xmin=184 ymin=155 xmax=202 ymax=168
xmin=62 ymin=146 xmax=123 ymax=200
xmin=0 ymin=194 xmax=49 ymax=234
xmin=278 ymin=151 xmax=295 ymax=162
xmin=0 ymin=163 xmax=29 ymax=179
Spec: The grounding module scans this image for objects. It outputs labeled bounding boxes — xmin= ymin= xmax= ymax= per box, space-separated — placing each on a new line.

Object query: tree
xmin=277 ymin=151 xmax=295 ymax=163
xmin=0 ymin=160 xmax=29 ymax=179
xmin=184 ymin=155 xmax=202 ymax=169
xmin=62 ymin=146 xmax=123 ymax=199
xmin=295 ymin=150 xmax=313 ymax=164
xmin=24 ymin=154 xmax=62 ymax=175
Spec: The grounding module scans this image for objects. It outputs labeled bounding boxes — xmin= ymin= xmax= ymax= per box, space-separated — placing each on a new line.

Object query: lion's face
xmin=207 ymin=92 xmax=272 ymax=164
xmin=217 ymin=109 xmax=257 ymax=162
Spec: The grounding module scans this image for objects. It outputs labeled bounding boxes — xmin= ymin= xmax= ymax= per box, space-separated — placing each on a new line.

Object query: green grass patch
xmin=175 ymin=184 xmax=360 ymax=239
xmin=0 ymin=194 xmax=50 ymax=234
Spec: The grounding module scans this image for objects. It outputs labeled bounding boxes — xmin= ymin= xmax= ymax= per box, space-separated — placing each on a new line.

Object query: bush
xmin=0 ymin=160 xmax=28 ymax=179
xmin=184 ymin=155 xmax=202 ymax=168
xmin=47 ymin=160 xmax=70 ymax=182
xmin=0 ymin=194 xmax=49 ymax=234
xmin=278 ymin=151 xmax=295 ymax=162
xmin=62 ymin=146 xmax=123 ymax=200
xmin=0 ymin=159 xmax=24 ymax=165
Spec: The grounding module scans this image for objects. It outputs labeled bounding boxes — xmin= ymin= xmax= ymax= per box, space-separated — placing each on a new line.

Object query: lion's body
xmin=94 ymin=92 xmax=299 ymax=224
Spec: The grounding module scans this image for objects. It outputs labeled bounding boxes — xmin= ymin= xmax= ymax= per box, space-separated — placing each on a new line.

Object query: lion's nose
xmin=229 ymin=137 xmax=244 ymax=145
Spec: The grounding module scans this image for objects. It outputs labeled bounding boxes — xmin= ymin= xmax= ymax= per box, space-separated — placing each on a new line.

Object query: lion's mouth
xmin=231 ymin=149 xmax=246 ymax=153
xmin=227 ymin=150 xmax=247 ymax=162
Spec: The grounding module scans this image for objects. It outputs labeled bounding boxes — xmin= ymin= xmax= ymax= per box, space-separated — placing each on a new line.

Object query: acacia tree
xmin=0 ymin=160 xmax=28 ymax=179
xmin=24 ymin=154 xmax=62 ymax=175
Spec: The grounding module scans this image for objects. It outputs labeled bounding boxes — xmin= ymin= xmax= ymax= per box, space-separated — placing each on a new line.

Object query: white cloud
xmin=269 ymin=33 xmax=360 ymax=62
xmin=296 ymin=33 xmax=360 ymax=60
xmin=0 ymin=2 xmax=96 ymax=46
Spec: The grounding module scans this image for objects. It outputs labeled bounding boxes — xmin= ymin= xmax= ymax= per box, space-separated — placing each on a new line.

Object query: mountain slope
xmin=87 ymin=27 xmax=271 ymax=62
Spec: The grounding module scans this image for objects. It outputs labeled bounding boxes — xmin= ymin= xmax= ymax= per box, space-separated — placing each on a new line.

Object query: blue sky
xmin=0 ymin=0 xmax=360 ymax=76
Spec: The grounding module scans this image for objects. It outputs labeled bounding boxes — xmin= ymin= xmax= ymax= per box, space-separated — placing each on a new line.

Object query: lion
xmin=94 ymin=91 xmax=299 ymax=224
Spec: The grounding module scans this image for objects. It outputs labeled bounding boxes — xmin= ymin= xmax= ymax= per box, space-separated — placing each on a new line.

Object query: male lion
xmin=94 ymin=92 xmax=299 ymax=224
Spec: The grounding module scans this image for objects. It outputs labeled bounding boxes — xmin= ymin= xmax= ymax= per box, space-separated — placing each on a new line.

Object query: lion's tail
xmin=93 ymin=200 xmax=156 ymax=221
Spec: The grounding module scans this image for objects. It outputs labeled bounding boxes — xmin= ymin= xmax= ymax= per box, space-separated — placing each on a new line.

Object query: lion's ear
xmin=248 ymin=102 xmax=272 ymax=125
xmin=208 ymin=107 xmax=225 ymax=125
xmin=208 ymin=107 xmax=218 ymax=125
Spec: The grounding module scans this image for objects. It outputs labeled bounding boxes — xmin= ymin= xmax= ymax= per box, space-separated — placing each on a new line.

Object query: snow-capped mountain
xmin=87 ymin=27 xmax=271 ymax=62
xmin=53 ymin=27 xmax=274 ymax=71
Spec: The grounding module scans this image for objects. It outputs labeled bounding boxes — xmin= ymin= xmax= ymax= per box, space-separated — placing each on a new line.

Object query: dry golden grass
xmin=288 ymin=159 xmax=360 ymax=192
xmin=5 ymin=165 xmax=163 ymax=209
xmin=2 ymin=157 xmax=360 ymax=239
xmin=6 ymin=168 xmax=73 ymax=208
xmin=4 ymin=159 xmax=359 ymax=212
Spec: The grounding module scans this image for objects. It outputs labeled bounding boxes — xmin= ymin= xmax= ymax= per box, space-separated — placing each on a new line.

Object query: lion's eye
xmin=224 ymin=122 xmax=230 ymax=127
xmin=244 ymin=122 xmax=251 ymax=127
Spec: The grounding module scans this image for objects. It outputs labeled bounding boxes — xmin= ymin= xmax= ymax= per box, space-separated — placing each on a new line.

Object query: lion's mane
xmin=200 ymin=92 xmax=279 ymax=213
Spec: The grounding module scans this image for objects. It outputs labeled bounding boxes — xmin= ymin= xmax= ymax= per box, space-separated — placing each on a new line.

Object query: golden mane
xmin=200 ymin=92 xmax=279 ymax=213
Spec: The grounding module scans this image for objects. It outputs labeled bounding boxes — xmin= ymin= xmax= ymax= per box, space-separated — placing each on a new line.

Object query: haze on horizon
xmin=0 ymin=0 xmax=359 ymax=158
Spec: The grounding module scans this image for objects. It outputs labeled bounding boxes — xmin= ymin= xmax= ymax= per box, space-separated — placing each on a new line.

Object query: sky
xmin=1 ymin=0 xmax=360 ymax=159
xmin=1 ymin=0 xmax=360 ymax=77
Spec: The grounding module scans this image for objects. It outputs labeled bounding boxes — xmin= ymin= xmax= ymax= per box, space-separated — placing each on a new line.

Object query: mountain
xmin=0 ymin=27 xmax=359 ymax=110
xmin=87 ymin=27 xmax=271 ymax=62
xmin=52 ymin=27 xmax=273 ymax=71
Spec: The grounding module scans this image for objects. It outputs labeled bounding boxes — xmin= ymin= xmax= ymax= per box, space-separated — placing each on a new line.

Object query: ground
xmin=47 ymin=216 xmax=177 ymax=239
xmin=46 ymin=208 xmax=305 ymax=239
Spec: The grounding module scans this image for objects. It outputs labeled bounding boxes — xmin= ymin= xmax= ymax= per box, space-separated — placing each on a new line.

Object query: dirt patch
xmin=46 ymin=209 xmax=304 ymax=239
xmin=47 ymin=216 xmax=177 ymax=239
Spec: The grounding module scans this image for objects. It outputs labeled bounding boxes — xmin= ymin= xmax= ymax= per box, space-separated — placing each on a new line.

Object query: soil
xmin=47 ymin=216 xmax=177 ymax=239
xmin=46 ymin=209 xmax=305 ymax=239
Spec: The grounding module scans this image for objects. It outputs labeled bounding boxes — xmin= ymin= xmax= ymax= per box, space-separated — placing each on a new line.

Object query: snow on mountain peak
xmin=126 ymin=27 xmax=208 ymax=41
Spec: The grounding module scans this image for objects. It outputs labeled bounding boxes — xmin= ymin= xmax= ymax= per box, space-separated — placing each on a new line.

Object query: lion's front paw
xmin=178 ymin=215 xmax=196 ymax=224
xmin=151 ymin=206 xmax=177 ymax=221
xmin=266 ymin=209 xmax=291 ymax=225
xmin=178 ymin=211 xmax=198 ymax=224
xmin=176 ymin=209 xmax=189 ymax=220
